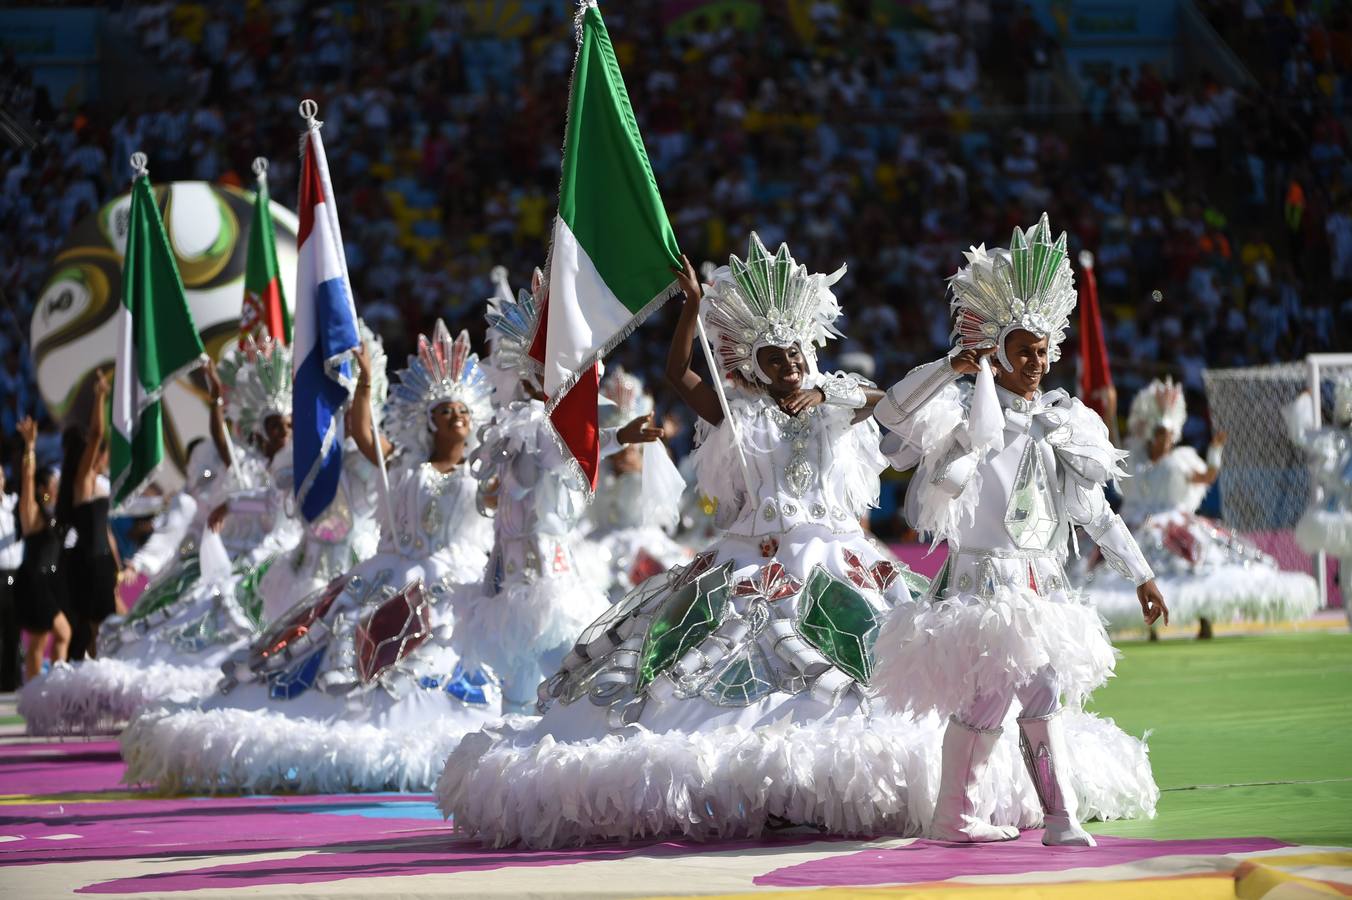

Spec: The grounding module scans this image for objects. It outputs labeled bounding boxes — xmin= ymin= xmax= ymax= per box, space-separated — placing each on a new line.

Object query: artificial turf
xmin=1085 ymin=631 xmax=1352 ymax=846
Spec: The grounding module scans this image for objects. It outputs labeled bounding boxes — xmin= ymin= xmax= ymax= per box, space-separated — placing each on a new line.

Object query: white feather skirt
xmin=871 ymin=584 xmax=1118 ymax=718
xmin=1296 ymin=508 xmax=1352 ymax=558
xmin=435 ymin=706 xmax=1155 ymax=848
xmin=451 ymin=574 xmax=610 ymax=677
xmin=120 ymin=684 xmax=499 ymax=794
xmin=18 ymin=658 xmax=224 ymax=736
xmin=1088 ymin=565 xmax=1320 ymax=631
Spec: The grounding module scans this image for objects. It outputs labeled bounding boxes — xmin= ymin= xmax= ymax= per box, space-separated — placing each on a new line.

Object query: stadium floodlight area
xmin=1203 ymin=354 xmax=1352 ymax=611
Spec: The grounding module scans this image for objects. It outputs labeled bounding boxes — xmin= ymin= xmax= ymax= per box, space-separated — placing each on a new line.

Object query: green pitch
xmin=1086 ymin=631 xmax=1352 ymax=846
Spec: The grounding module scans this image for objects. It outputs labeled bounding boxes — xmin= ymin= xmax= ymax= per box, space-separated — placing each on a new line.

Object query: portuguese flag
xmin=110 ymin=174 xmax=207 ymax=509
xmin=240 ymin=164 xmax=291 ymax=345
xmin=542 ymin=1 xmax=682 ymax=487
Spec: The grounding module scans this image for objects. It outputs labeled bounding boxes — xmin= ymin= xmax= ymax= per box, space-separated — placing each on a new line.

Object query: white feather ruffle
xmin=18 ymin=659 xmax=222 ymax=736
xmin=1296 ymin=509 xmax=1352 ymax=558
xmin=451 ymin=574 xmax=609 ymax=676
xmin=435 ymin=707 xmax=1155 ymax=848
xmin=120 ymin=701 xmax=490 ymax=794
xmin=1088 ymin=565 xmax=1321 ymax=631
xmin=871 ymin=586 xmax=1118 ymax=718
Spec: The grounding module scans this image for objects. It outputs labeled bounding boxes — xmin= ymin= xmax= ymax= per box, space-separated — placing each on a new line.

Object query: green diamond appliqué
xmin=234 ymin=555 xmax=277 ymax=627
xmin=703 ymin=645 xmax=776 ymax=707
xmin=797 ymin=565 xmax=882 ymax=683
xmin=128 ymin=556 xmax=202 ymax=622
xmin=1004 ymin=442 xmax=1060 ymax=550
xmin=637 ymin=563 xmax=731 ymax=690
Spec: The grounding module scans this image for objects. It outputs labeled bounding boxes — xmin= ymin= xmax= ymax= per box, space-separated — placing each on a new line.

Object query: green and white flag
xmin=110 ymin=172 xmax=207 ymax=509
xmin=542 ymin=1 xmax=682 ymax=400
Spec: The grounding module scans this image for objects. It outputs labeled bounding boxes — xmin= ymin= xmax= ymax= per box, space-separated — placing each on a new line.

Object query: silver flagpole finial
xmin=298 ymin=98 xmax=322 ymax=129
xmin=130 ymin=151 xmax=149 ymax=179
xmin=251 ymin=157 xmax=269 ymax=182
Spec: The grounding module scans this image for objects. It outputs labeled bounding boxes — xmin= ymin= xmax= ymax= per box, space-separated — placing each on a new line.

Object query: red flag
xmin=1077 ymin=251 xmax=1114 ymax=425
xmin=527 ymin=285 xmax=603 ymax=489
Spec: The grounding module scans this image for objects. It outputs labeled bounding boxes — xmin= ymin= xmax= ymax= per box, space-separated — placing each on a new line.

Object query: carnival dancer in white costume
xmin=873 ymin=214 xmax=1165 ymax=846
xmin=20 ymin=340 xmax=300 ymax=735
xmin=120 ymin=321 xmax=502 ymax=794
xmin=450 ymin=272 xmax=661 ymax=715
xmin=1089 ymin=378 xmax=1317 ymax=636
xmin=440 ymin=236 xmax=936 ymax=847
xmin=1287 ymin=377 xmax=1352 ymax=624
xmin=252 ymin=322 xmax=387 ymax=625
xmin=586 ymin=366 xmax=693 ymax=601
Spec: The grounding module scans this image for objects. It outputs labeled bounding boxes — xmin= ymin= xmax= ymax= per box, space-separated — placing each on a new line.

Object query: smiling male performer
xmin=870 ymin=214 xmax=1168 ymax=847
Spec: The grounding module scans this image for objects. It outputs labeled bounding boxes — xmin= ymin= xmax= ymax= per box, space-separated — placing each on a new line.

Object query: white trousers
xmin=957 ymin=663 xmax=1061 ymax=731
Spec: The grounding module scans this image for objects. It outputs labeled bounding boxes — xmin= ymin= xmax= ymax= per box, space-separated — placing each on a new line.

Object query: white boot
xmin=929 ymin=716 xmax=1021 ymax=842
xmin=1017 ymin=711 xmax=1096 ymax=847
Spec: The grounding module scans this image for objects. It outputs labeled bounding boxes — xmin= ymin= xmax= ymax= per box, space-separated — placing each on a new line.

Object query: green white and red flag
xmin=538 ymin=1 xmax=682 ymax=489
xmin=239 ymin=159 xmax=292 ymax=346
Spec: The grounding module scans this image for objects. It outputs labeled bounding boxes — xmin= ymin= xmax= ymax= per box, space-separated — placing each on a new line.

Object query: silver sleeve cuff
xmin=876 ymin=357 xmax=962 ymax=432
xmin=818 ymin=372 xmax=869 ymax=409
xmin=1087 ymin=512 xmax=1155 ymax=586
xmin=599 ymin=426 xmax=622 ymax=458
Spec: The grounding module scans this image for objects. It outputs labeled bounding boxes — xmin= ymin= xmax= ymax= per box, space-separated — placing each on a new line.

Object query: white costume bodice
xmin=475 ymin=400 xmax=614 ymax=585
xmin=1119 ymin=445 xmax=1209 ymax=527
xmin=876 ymin=357 xmax=1156 ymax=593
xmin=693 ymin=379 xmax=885 ymax=539
xmin=380 ymin=459 xmax=490 ymax=561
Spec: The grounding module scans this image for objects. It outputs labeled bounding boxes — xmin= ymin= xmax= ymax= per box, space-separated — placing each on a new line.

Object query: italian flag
xmin=541 ymin=1 xmax=682 ymax=488
xmin=240 ymin=163 xmax=292 ymax=346
xmin=110 ymin=174 xmax=207 ymax=509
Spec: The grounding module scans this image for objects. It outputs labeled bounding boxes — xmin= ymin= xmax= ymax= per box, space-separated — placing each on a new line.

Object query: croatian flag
xmin=292 ymin=124 xmax=361 ymax=522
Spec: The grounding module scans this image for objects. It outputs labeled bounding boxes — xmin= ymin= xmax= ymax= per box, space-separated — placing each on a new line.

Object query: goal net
xmin=1203 ymin=355 xmax=1352 ymax=610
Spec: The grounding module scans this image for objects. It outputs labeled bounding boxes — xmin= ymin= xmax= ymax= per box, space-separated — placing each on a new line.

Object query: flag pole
xmin=694 ymin=314 xmax=753 ymax=503
xmin=298 ymin=98 xmax=398 ymax=541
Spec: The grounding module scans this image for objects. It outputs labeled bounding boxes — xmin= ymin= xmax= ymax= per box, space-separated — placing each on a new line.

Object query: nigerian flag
xmin=110 ymin=173 xmax=206 ymax=509
xmin=542 ymin=1 xmax=682 ymax=400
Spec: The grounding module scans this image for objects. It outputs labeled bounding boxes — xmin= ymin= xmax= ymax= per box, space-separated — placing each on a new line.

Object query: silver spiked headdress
xmin=386 ymin=320 xmax=492 ymax=457
xmin=1127 ymin=377 xmax=1186 ymax=443
xmin=948 ymin=212 xmax=1078 ymax=372
xmin=703 ymin=233 xmax=846 ymax=384
xmin=599 ymin=365 xmax=653 ymax=430
xmin=485 ymin=266 xmax=545 ymax=402
xmin=218 ymin=336 xmax=293 ymax=442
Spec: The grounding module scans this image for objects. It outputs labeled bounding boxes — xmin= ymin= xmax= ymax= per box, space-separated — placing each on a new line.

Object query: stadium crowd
xmin=1 ymin=0 xmax=1348 ymax=473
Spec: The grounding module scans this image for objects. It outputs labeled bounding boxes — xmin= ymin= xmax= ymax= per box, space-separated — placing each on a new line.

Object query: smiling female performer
xmin=120 ymin=321 xmax=501 ymax=794
xmin=437 ymin=234 xmax=940 ymax=847
xmin=872 ymin=214 xmax=1163 ymax=846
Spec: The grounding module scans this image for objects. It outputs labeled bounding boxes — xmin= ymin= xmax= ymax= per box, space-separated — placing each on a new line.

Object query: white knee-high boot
xmin=1017 ymin=710 xmax=1096 ymax=846
xmin=929 ymin=716 xmax=1021 ymax=842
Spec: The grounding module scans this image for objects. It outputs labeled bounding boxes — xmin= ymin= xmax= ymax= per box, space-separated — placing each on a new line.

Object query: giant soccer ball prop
xmin=30 ymin=181 xmax=298 ymax=489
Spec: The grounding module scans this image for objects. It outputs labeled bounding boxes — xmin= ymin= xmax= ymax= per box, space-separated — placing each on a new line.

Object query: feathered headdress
xmin=949 ymin=212 xmax=1078 ymax=372
xmin=599 ymin=366 xmax=653 ymax=430
xmin=485 ymin=266 xmax=545 ymax=402
xmin=1127 ymin=377 xmax=1187 ymax=443
xmin=218 ymin=336 xmax=292 ymax=442
xmin=703 ymin=233 xmax=846 ymax=384
xmin=385 ymin=320 xmax=492 ymax=457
